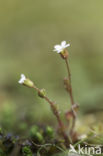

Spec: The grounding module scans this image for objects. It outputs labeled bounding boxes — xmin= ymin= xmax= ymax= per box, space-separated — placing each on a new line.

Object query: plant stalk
xmin=65 ymin=58 xmax=76 ymax=135
xmin=32 ymin=85 xmax=70 ymax=145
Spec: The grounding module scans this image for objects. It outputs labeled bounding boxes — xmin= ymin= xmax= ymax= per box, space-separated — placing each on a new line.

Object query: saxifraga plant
xmin=18 ymin=40 xmax=78 ymax=146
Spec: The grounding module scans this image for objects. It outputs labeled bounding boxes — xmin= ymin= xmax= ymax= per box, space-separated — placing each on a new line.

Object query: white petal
xmin=61 ymin=41 xmax=66 ymax=47
xmin=65 ymin=43 xmax=70 ymax=48
xmin=53 ymin=49 xmax=62 ymax=53
xmin=57 ymin=50 xmax=61 ymax=53
xmin=18 ymin=74 xmax=26 ymax=84
xmin=21 ymin=74 xmax=26 ymax=79
xmin=53 ymin=41 xmax=70 ymax=54
xmin=18 ymin=78 xmax=23 ymax=84
xmin=54 ymin=45 xmax=62 ymax=51
xmin=18 ymin=79 xmax=23 ymax=84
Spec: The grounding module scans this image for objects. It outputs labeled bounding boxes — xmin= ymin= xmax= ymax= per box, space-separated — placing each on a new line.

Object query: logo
xmin=69 ymin=144 xmax=102 ymax=156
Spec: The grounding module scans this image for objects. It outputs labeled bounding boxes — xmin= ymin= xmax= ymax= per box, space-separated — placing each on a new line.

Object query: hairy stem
xmin=65 ymin=58 xmax=76 ymax=135
xmin=32 ymin=85 xmax=70 ymax=145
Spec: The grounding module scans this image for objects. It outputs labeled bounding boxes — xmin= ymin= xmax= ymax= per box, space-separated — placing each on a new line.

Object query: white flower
xmin=53 ymin=41 xmax=70 ymax=53
xmin=18 ymin=74 xmax=26 ymax=84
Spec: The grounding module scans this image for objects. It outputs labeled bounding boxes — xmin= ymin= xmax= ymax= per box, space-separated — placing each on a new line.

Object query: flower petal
xmin=57 ymin=50 xmax=62 ymax=53
xmin=18 ymin=78 xmax=24 ymax=84
xmin=18 ymin=74 xmax=26 ymax=84
xmin=54 ymin=45 xmax=62 ymax=51
xmin=65 ymin=44 xmax=70 ymax=48
xmin=61 ymin=41 xmax=66 ymax=47
xmin=21 ymin=74 xmax=25 ymax=78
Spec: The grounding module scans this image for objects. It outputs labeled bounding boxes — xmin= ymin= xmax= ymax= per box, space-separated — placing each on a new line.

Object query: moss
xmin=46 ymin=126 xmax=54 ymax=138
xmin=0 ymin=148 xmax=6 ymax=156
xmin=29 ymin=125 xmax=39 ymax=137
xmin=22 ymin=146 xmax=32 ymax=156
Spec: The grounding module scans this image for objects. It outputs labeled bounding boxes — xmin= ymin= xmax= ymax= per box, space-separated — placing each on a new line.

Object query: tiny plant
xmin=18 ymin=40 xmax=78 ymax=146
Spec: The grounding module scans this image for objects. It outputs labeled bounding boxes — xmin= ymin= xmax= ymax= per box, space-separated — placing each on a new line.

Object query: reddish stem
xmin=32 ymin=85 xmax=70 ymax=145
xmin=65 ymin=58 xmax=76 ymax=135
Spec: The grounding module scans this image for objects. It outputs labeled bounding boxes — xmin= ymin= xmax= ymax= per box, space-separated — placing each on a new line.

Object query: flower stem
xmin=32 ymin=85 xmax=70 ymax=145
xmin=65 ymin=58 xmax=76 ymax=135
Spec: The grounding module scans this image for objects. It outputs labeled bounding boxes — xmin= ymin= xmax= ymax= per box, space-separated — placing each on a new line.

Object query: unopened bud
xmin=23 ymin=78 xmax=34 ymax=88
xmin=38 ymin=89 xmax=46 ymax=98
xmin=18 ymin=74 xmax=34 ymax=88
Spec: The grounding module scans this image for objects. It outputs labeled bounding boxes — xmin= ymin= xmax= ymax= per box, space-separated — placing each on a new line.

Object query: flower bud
xmin=18 ymin=74 xmax=34 ymax=88
xmin=23 ymin=78 xmax=34 ymax=88
xmin=38 ymin=89 xmax=46 ymax=98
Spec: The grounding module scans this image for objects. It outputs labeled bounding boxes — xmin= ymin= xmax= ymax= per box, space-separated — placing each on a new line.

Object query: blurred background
xmin=0 ymin=0 xmax=103 ymax=132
